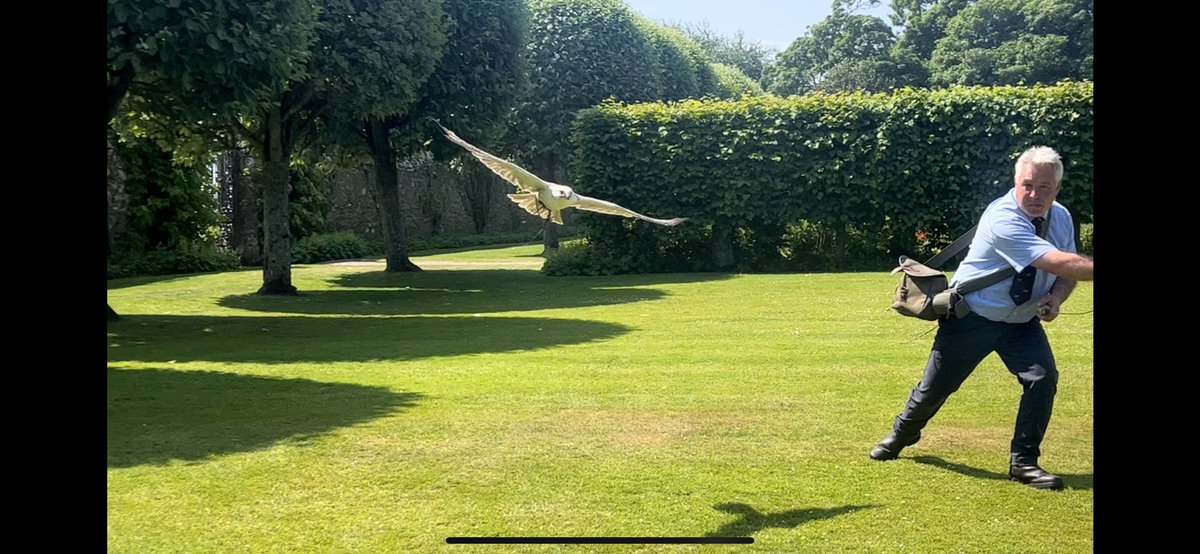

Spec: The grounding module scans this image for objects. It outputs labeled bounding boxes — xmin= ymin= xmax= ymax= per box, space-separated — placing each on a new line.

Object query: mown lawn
xmin=108 ymin=244 xmax=1093 ymax=552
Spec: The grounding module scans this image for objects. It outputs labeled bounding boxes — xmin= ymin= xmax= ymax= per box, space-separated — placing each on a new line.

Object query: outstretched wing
xmin=434 ymin=121 xmax=547 ymax=194
xmin=574 ymin=194 xmax=689 ymax=227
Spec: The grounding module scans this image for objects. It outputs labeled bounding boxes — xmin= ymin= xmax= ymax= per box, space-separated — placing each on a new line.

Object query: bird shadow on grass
xmin=218 ymin=270 xmax=731 ymax=316
xmin=107 ymin=367 xmax=422 ymax=468
xmin=912 ymin=456 xmax=1093 ymax=490
xmin=706 ymin=502 xmax=878 ymax=537
xmin=107 ymin=314 xmax=629 ymax=364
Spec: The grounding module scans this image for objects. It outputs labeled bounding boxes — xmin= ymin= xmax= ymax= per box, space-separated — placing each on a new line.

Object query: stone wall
xmin=323 ymin=152 xmax=547 ymax=242
xmin=108 ymin=149 xmax=560 ymax=258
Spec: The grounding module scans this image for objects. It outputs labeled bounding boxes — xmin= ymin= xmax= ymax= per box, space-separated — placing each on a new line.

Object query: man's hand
xmin=1037 ymin=295 xmax=1062 ymax=322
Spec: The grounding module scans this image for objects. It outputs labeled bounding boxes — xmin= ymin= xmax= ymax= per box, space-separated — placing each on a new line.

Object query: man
xmin=869 ymin=146 xmax=1094 ymax=490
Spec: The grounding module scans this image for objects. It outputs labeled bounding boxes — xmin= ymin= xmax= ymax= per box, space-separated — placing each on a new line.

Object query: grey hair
xmin=1015 ymin=146 xmax=1063 ymax=184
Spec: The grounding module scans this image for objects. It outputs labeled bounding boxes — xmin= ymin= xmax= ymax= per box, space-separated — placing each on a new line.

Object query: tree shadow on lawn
xmin=912 ymin=456 xmax=1093 ymax=490
xmin=706 ymin=502 xmax=878 ymax=537
xmin=107 ymin=314 xmax=629 ymax=364
xmin=107 ymin=367 xmax=422 ymax=468
xmin=218 ymin=270 xmax=731 ymax=316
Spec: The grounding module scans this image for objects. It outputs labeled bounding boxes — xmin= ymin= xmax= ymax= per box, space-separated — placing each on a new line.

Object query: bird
xmin=433 ymin=121 xmax=689 ymax=227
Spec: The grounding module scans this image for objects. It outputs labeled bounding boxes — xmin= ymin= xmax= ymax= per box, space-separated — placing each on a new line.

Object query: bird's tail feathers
xmin=507 ymin=193 xmax=553 ymax=221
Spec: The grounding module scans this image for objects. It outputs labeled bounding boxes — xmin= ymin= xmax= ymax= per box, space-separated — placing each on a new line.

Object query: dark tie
xmin=1009 ymin=217 xmax=1045 ymax=305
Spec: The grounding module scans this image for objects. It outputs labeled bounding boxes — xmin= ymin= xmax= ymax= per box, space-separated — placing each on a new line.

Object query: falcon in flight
xmin=435 ymin=121 xmax=689 ymax=227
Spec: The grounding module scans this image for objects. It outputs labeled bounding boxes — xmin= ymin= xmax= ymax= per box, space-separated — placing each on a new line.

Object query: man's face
xmin=1014 ymin=162 xmax=1060 ymax=218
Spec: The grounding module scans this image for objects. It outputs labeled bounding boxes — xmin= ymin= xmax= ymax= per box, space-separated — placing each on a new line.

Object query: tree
xmin=886 ymin=0 xmax=941 ymax=28
xmin=636 ymin=19 xmax=718 ymax=101
xmin=891 ymin=0 xmax=975 ymax=62
xmin=514 ymin=0 xmax=664 ymax=249
xmin=358 ymin=0 xmax=530 ymax=271
xmin=111 ymin=136 xmax=220 ymax=254
xmin=710 ymin=63 xmax=765 ymax=98
xmin=815 ymin=57 xmax=929 ymax=93
xmin=235 ymin=0 xmax=447 ymax=291
xmin=519 ymin=0 xmax=662 ymax=161
xmin=673 ymin=23 xmax=777 ymax=86
xmin=929 ymin=0 xmax=1092 ymax=86
xmin=213 ymin=149 xmax=261 ymax=264
xmin=766 ymin=10 xmax=899 ymax=95
xmin=107 ymin=0 xmax=316 ymax=123
xmin=106 ymin=0 xmax=318 ymax=316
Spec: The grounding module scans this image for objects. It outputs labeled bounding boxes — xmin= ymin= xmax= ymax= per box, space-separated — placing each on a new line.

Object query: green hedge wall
xmin=563 ymin=82 xmax=1092 ymax=273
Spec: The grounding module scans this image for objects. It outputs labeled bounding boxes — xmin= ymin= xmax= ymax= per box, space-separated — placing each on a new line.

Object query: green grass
xmin=108 ymin=245 xmax=1093 ymax=552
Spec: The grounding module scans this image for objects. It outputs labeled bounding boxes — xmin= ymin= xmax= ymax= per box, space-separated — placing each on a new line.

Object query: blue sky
xmin=622 ymin=0 xmax=894 ymax=52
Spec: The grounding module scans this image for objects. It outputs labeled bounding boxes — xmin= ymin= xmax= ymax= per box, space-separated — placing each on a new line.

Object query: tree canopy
xmin=766 ymin=11 xmax=899 ymax=95
xmin=929 ymin=0 xmax=1092 ymax=86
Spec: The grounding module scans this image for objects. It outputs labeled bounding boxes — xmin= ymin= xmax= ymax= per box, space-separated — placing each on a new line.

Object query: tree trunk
xmin=367 ymin=120 xmax=421 ymax=272
xmin=543 ymin=220 xmax=560 ymax=251
xmin=258 ymin=104 xmax=298 ymax=295
xmin=710 ymin=218 xmax=735 ymax=271
xmin=107 ymin=127 xmax=127 ymax=321
xmin=217 ymin=150 xmax=260 ymax=264
xmin=106 ymin=35 xmax=135 ymax=321
xmin=230 ymin=151 xmax=262 ymax=265
xmin=106 ymin=128 xmax=129 ymax=254
xmin=107 ymin=64 xmax=134 ymax=122
xmin=833 ymin=223 xmax=848 ymax=269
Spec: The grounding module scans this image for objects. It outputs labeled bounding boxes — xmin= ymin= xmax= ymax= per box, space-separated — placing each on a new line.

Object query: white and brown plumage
xmin=435 ymin=122 xmax=689 ymax=227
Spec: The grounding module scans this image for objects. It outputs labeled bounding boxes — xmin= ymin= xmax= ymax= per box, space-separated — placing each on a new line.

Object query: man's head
xmin=1013 ymin=146 xmax=1063 ymax=218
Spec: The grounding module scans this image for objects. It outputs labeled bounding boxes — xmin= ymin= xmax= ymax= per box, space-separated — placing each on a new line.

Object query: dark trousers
xmin=891 ymin=312 xmax=1058 ymax=465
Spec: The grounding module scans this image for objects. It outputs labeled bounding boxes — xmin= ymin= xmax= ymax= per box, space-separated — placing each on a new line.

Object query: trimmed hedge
xmin=107 ymin=248 xmax=241 ymax=280
xmin=565 ymin=82 xmax=1092 ymax=273
xmin=293 ymin=232 xmax=375 ymax=264
xmin=710 ymin=63 xmax=765 ymax=98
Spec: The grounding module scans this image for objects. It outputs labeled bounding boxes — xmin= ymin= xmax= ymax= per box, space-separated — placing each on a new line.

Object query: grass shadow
xmin=107 ymin=314 xmax=629 ymax=364
xmin=335 ymin=270 xmax=734 ymax=288
xmin=218 ymin=270 xmax=732 ymax=316
xmin=912 ymin=456 xmax=1093 ymax=490
xmin=107 ymin=367 xmax=421 ymax=468
xmin=706 ymin=503 xmax=878 ymax=537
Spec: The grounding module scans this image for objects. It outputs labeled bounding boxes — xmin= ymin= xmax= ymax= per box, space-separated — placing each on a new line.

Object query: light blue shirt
xmin=950 ymin=188 xmax=1076 ymax=323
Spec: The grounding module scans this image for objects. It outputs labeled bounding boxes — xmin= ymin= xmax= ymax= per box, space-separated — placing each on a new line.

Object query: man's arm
xmin=1047 ymin=277 xmax=1077 ymax=303
xmin=1031 ymin=249 xmax=1093 ymax=281
xmin=1031 ymin=249 xmax=1090 ymax=322
xmin=1036 ymin=276 xmax=1077 ymax=322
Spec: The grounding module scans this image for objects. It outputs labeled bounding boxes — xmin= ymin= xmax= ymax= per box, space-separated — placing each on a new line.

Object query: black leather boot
xmin=869 ymin=431 xmax=921 ymax=461
xmin=1008 ymin=464 xmax=1065 ymax=490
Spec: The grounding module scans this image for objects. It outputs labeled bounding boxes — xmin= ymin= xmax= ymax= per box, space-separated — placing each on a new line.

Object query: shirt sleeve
xmin=991 ymin=216 xmax=1055 ymax=272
